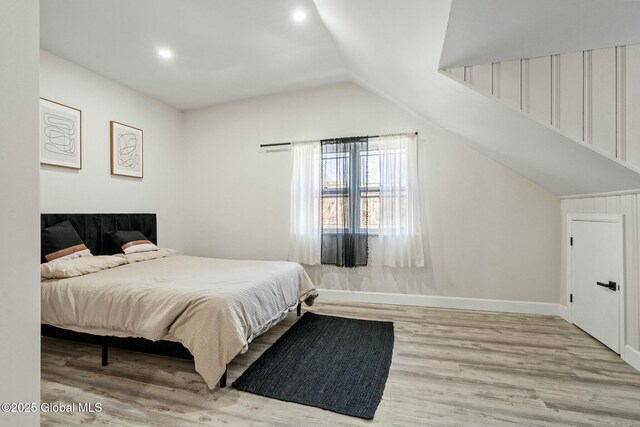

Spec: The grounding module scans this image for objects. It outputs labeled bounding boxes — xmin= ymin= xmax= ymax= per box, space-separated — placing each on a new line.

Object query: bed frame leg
xmin=220 ymin=367 xmax=227 ymax=388
xmin=297 ymin=302 xmax=301 ymax=317
xmin=101 ymin=345 xmax=109 ymax=366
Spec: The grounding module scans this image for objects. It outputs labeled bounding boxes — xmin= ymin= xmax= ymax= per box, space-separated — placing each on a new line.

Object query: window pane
xmin=322 ymin=153 xmax=350 ymax=189
xmin=322 ymin=196 xmax=349 ymax=228
xmin=361 ymin=151 xmax=380 ymax=188
xmin=361 ymin=196 xmax=380 ymax=229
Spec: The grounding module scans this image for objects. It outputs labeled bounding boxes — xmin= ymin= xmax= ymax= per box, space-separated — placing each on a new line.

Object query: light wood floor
xmin=41 ymin=301 xmax=640 ymax=426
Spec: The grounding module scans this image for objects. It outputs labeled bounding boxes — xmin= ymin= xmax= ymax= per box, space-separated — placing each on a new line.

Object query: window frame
xmin=321 ymin=142 xmax=382 ymax=234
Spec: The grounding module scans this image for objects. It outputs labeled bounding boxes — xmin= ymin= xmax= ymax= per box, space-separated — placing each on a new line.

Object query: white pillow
xmin=124 ymin=242 xmax=159 ymax=254
xmin=41 ymin=255 xmax=127 ymax=280
xmin=56 ymin=248 xmax=93 ymax=261
xmin=116 ymin=248 xmax=179 ymax=263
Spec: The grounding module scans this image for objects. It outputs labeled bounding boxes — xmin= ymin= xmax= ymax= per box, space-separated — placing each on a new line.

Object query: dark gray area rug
xmin=233 ymin=312 xmax=394 ymax=420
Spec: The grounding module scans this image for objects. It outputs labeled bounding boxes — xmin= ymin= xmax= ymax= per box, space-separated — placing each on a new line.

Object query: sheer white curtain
xmin=288 ymin=141 xmax=321 ymax=265
xmin=377 ymin=134 xmax=425 ymax=267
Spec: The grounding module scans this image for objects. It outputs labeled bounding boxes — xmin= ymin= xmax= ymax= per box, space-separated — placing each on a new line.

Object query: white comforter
xmin=41 ymin=255 xmax=317 ymax=388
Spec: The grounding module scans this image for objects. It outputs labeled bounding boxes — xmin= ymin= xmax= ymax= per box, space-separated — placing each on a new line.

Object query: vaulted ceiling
xmin=40 ymin=0 xmax=640 ymax=195
xmin=40 ymin=0 xmax=348 ymax=110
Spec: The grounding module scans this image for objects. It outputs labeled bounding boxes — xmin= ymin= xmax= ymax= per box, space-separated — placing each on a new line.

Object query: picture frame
xmin=39 ymin=98 xmax=82 ymax=169
xmin=110 ymin=121 xmax=144 ymax=178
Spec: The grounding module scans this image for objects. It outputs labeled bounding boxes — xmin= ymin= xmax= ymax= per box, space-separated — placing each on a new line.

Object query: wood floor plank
xmin=41 ymin=301 xmax=640 ymax=426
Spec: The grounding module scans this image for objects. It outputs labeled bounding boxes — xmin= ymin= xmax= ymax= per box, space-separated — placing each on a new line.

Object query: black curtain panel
xmin=320 ymin=137 xmax=369 ymax=267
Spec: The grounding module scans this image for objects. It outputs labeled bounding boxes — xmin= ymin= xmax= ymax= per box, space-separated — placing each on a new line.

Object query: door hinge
xmin=570 ymin=294 xmax=573 ymax=303
xmin=570 ymin=237 xmax=573 ymax=246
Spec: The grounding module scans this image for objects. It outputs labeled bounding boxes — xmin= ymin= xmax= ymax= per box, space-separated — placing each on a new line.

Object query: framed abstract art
xmin=110 ymin=121 xmax=143 ymax=178
xmin=40 ymin=98 xmax=82 ymax=169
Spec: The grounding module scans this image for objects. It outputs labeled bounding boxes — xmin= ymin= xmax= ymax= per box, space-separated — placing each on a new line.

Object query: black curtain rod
xmin=259 ymin=131 xmax=418 ymax=148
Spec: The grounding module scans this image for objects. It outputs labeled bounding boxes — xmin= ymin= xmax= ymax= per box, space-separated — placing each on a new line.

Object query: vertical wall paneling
xmin=471 ymin=63 xmax=493 ymax=95
xmin=551 ymin=55 xmax=560 ymax=127
xmin=521 ymin=59 xmax=528 ymax=112
xmin=520 ymin=59 xmax=524 ymax=111
xmin=624 ymin=195 xmax=639 ymax=349
xmin=558 ymin=52 xmax=584 ymax=141
xmin=593 ymin=196 xmax=606 ymax=213
xmin=496 ymin=60 xmax=521 ymax=110
xmin=626 ymin=44 xmax=640 ymax=168
xmin=617 ymin=46 xmax=626 ymax=161
xmin=606 ymin=195 xmax=621 ymax=213
xmin=451 ymin=67 xmax=465 ymax=81
xmin=590 ymin=47 xmax=617 ymax=157
xmin=584 ymin=50 xmax=593 ymax=144
xmin=522 ymin=56 xmax=552 ymax=124
xmin=492 ymin=63 xmax=499 ymax=96
xmin=446 ymin=43 xmax=640 ymax=173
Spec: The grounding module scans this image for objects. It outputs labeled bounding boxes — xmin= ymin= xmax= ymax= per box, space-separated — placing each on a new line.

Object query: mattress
xmin=41 ymin=254 xmax=317 ymax=388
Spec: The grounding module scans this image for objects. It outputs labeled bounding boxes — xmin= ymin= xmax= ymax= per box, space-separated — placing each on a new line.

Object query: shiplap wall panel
xmin=495 ymin=60 xmax=521 ymax=110
xmin=557 ymin=52 xmax=584 ymax=141
xmin=623 ymin=195 xmax=639 ymax=349
xmin=446 ymin=43 xmax=640 ymax=171
xmin=522 ymin=56 xmax=551 ymax=124
xmin=451 ymin=67 xmax=465 ymax=81
xmin=469 ymin=63 xmax=493 ymax=95
xmin=561 ymin=195 xmax=640 ymax=351
xmin=626 ymin=44 xmax=640 ymax=169
xmin=593 ymin=196 xmax=606 ymax=213
xmin=590 ymin=48 xmax=617 ymax=157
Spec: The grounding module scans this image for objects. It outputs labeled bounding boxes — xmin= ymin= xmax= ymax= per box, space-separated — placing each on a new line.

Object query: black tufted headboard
xmin=41 ymin=213 xmax=157 ymax=257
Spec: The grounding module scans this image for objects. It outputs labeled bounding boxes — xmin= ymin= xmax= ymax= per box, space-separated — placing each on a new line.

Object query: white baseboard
xmin=316 ymin=289 xmax=639 ymax=372
xmin=317 ymin=289 xmax=563 ymax=316
xmin=623 ymin=345 xmax=640 ymax=372
xmin=557 ymin=304 xmax=571 ymax=322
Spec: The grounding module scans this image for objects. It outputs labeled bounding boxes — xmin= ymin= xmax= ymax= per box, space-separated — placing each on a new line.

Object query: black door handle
xmin=596 ymin=281 xmax=617 ymax=291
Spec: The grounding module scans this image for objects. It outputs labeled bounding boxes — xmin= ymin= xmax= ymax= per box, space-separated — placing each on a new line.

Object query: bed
xmin=40 ymin=213 xmax=317 ymax=389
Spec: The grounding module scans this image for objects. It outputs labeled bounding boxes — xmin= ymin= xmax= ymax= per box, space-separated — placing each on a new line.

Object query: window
xmin=321 ymin=142 xmax=381 ymax=232
xmin=288 ymin=133 xmax=424 ymax=268
xmin=321 ymin=141 xmax=408 ymax=232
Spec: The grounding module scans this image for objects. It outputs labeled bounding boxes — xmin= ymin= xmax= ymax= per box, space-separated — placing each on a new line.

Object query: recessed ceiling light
xmin=292 ymin=10 xmax=306 ymax=22
xmin=157 ymin=48 xmax=173 ymax=59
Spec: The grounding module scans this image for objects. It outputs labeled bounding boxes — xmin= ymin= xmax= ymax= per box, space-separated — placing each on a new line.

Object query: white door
xmin=570 ymin=218 xmax=622 ymax=353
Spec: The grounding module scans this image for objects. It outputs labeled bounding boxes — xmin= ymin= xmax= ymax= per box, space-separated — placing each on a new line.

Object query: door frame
xmin=567 ymin=213 xmax=625 ymax=353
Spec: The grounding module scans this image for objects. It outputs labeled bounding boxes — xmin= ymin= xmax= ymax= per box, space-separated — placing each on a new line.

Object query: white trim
xmin=560 ymin=188 xmax=640 ymax=200
xmin=317 ymin=289 xmax=562 ymax=316
xmin=316 ymin=289 xmax=640 ymax=373
xmin=622 ymin=345 xmax=640 ymax=372
xmin=616 ymin=45 xmax=626 ymax=161
xmin=558 ymin=304 xmax=571 ymax=322
xmin=583 ymin=50 xmax=593 ymax=144
xmin=566 ymin=213 xmax=626 ymax=354
xmin=551 ymin=54 xmax=560 ymax=128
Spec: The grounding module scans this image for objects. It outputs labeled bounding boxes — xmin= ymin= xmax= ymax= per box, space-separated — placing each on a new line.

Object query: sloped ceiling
xmin=315 ymin=0 xmax=640 ymax=195
xmin=440 ymin=0 xmax=640 ymax=68
xmin=41 ymin=0 xmax=640 ymax=195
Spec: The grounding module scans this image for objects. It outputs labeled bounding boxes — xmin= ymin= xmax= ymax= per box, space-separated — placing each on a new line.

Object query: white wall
xmin=561 ymin=194 xmax=640 ymax=353
xmin=39 ymin=51 xmax=185 ymax=250
xmin=183 ymin=82 xmax=561 ymax=304
xmin=447 ymin=43 xmax=640 ymax=172
xmin=0 ymin=1 xmax=40 ymax=425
